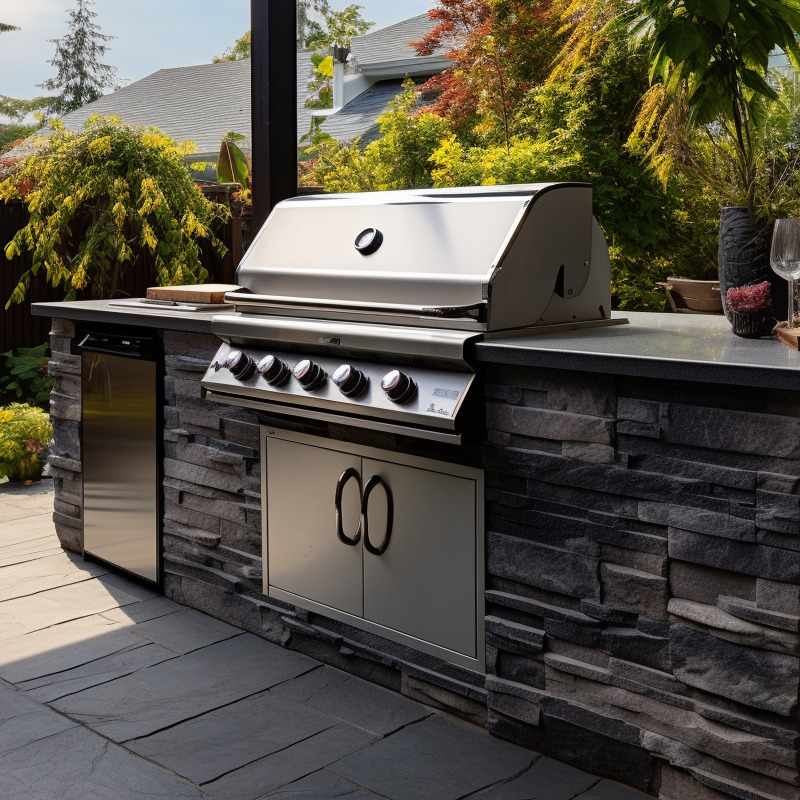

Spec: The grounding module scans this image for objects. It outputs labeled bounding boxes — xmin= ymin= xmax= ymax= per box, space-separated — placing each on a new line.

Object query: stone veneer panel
xmin=48 ymin=324 xmax=800 ymax=800
xmin=483 ymin=364 xmax=800 ymax=800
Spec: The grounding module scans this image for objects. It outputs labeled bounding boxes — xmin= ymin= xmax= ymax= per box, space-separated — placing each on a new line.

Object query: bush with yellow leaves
xmin=0 ymin=403 xmax=52 ymax=483
xmin=0 ymin=116 xmax=230 ymax=307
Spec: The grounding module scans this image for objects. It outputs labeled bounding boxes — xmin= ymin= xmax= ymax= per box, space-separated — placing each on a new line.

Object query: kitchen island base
xmin=43 ymin=314 xmax=800 ymax=800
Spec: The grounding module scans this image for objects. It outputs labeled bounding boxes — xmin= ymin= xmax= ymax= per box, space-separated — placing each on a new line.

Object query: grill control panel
xmin=203 ymin=342 xmax=476 ymax=434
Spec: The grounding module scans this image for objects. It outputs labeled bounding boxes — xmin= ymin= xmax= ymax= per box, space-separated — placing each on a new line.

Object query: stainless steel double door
xmin=82 ymin=351 xmax=158 ymax=582
xmin=265 ymin=431 xmax=481 ymax=662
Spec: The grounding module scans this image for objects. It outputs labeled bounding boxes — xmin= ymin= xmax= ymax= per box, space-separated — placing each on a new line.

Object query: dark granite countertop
xmin=31 ymin=299 xmax=234 ymax=334
xmin=476 ymin=311 xmax=800 ymax=391
xmin=33 ymin=302 xmax=800 ymax=390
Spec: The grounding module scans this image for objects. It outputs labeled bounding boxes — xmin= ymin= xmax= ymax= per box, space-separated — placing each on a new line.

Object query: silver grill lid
xmin=233 ymin=183 xmax=606 ymax=332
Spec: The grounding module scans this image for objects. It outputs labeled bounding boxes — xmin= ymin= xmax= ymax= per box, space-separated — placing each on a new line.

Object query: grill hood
xmin=229 ymin=183 xmax=611 ymax=333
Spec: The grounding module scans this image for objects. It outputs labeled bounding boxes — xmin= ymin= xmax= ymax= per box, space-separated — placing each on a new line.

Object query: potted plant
xmin=0 ymin=403 xmax=52 ymax=483
xmin=620 ymin=0 xmax=800 ymax=321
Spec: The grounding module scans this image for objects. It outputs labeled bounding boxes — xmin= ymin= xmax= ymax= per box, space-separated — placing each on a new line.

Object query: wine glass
xmin=770 ymin=219 xmax=800 ymax=328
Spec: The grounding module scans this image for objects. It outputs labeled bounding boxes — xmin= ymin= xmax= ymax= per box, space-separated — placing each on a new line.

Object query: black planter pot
xmin=717 ymin=206 xmax=785 ymax=322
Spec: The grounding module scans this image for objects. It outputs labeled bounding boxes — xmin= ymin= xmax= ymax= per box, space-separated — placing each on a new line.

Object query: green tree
xmin=0 ymin=116 xmax=229 ymax=306
xmin=213 ymin=30 xmax=251 ymax=62
xmin=0 ymin=23 xmax=19 ymax=32
xmin=38 ymin=0 xmax=118 ymax=116
xmin=305 ymin=3 xmax=373 ymax=50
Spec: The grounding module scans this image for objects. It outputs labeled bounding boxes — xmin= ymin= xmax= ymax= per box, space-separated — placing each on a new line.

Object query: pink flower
xmin=25 ymin=439 xmax=43 ymax=454
xmin=726 ymin=281 xmax=773 ymax=314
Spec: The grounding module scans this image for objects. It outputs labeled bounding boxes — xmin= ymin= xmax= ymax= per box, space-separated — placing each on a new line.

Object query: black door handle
xmin=362 ymin=475 xmax=393 ymax=556
xmin=335 ymin=467 xmax=362 ymax=546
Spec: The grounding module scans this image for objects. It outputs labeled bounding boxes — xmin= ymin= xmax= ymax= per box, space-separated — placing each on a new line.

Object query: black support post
xmin=251 ymin=0 xmax=297 ymax=230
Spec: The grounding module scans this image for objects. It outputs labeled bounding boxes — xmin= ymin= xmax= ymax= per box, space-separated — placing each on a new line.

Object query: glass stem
xmin=790 ymin=278 xmax=795 ymax=328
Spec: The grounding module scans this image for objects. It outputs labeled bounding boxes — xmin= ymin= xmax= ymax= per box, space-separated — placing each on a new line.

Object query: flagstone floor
xmin=0 ymin=479 xmax=651 ymax=800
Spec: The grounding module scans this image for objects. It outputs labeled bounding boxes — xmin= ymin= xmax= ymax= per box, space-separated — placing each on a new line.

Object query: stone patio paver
xmin=0 ymin=479 xmax=653 ymax=800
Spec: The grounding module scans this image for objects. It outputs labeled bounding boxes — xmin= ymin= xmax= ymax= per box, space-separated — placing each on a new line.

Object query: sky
xmin=0 ymin=0 xmax=433 ymax=105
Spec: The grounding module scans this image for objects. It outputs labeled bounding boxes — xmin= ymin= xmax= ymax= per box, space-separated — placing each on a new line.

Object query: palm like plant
xmin=623 ymin=0 xmax=800 ymax=212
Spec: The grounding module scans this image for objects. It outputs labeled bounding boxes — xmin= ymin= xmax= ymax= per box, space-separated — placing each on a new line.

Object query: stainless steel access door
xmin=82 ymin=351 xmax=158 ymax=582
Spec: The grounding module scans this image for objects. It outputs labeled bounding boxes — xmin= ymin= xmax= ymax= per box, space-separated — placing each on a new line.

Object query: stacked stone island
xmin=43 ymin=309 xmax=800 ymax=800
xmin=482 ymin=363 xmax=799 ymax=800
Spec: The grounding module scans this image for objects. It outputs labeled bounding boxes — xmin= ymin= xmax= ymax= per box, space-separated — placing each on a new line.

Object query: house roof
xmin=349 ymin=13 xmax=449 ymax=79
xmin=28 ymin=15 xmax=450 ymax=159
xmin=58 ymin=59 xmax=252 ymax=161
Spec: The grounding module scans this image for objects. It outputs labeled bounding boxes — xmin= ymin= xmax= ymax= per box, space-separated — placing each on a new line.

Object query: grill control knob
xmin=381 ymin=370 xmax=417 ymax=404
xmin=332 ymin=364 xmax=369 ymax=398
xmin=293 ymin=359 xmax=327 ymax=391
xmin=257 ymin=355 xmax=291 ymax=386
xmin=226 ymin=350 xmax=256 ymax=381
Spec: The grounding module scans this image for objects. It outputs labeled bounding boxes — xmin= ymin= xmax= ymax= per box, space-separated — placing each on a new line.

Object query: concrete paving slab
xmin=0 ymin=724 xmax=208 ymax=800
xmin=127 ymin=606 xmax=242 ymax=654
xmin=2 ymin=516 xmax=59 ymax=541
xmin=202 ymin=722 xmax=378 ymax=800
xmin=0 ymin=612 xmax=144 ymax=683
xmin=260 ymin=770 xmax=387 ymax=799
xmin=100 ymin=595 xmax=183 ymax=625
xmin=20 ymin=642 xmax=178 ymax=703
xmin=127 ymin=686 xmax=340 ymax=784
xmin=0 ymin=541 xmax=65 ymax=568
xmin=331 ymin=714 xmax=535 ymax=800
xmin=0 ymin=578 xmax=145 ymax=642
xmin=271 ymin=664 xmax=432 ymax=735
xmin=0 ymin=552 xmax=108 ymax=601
xmin=52 ymin=633 xmax=318 ymax=742
xmin=0 ymin=683 xmax=78 ymax=753
xmin=464 ymin=755 xmax=599 ymax=799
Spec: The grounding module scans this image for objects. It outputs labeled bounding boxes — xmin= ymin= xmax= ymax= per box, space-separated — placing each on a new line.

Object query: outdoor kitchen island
xmin=33 ymin=300 xmax=800 ymax=800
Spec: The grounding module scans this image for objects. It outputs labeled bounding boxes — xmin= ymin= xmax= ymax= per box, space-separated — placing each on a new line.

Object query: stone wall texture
xmin=483 ymin=363 xmax=800 ymax=800
xmin=49 ymin=323 xmax=800 ymax=800
xmin=48 ymin=319 xmax=83 ymax=553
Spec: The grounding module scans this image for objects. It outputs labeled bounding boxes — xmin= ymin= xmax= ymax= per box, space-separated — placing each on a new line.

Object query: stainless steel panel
xmin=82 ymin=353 xmax=158 ymax=582
xmin=211 ymin=314 xmax=479 ymax=363
xmin=265 ymin=437 xmax=363 ymax=616
xmin=202 ymin=342 xmax=477 ymax=433
xmin=362 ymin=458 xmax=478 ymax=658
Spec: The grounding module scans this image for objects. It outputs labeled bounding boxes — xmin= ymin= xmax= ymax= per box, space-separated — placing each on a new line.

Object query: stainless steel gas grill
xmin=201 ymin=183 xmax=618 ymax=444
xmin=200 ymin=183 xmax=618 ymax=672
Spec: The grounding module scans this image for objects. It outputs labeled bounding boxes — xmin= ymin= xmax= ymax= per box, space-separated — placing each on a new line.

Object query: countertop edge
xmin=31 ymin=301 xmax=227 ymax=334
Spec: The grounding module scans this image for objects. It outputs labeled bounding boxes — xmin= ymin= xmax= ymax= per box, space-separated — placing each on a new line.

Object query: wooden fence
xmin=0 ymin=196 xmax=243 ymax=353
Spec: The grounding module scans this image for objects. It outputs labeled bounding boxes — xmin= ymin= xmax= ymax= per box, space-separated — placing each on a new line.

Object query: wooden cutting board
xmin=776 ymin=323 xmax=800 ymax=349
xmin=146 ymin=284 xmax=239 ymax=304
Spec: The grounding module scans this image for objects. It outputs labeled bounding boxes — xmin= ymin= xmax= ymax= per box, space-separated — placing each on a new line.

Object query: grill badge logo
xmin=433 ymin=388 xmax=459 ymax=399
xmin=427 ymin=404 xmax=451 ymax=416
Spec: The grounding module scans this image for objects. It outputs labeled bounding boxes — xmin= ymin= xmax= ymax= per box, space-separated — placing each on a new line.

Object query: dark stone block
xmin=592 ymin=526 xmax=668 ymax=555
xmin=717 ymin=596 xmax=800 ymax=633
xmin=756 ymin=490 xmax=800 ymax=534
xmin=52 ymin=419 xmax=81 ymax=461
xmin=580 ymin=599 xmax=639 ymax=625
xmin=669 ymin=625 xmax=800 ymax=715
xmin=485 ymin=589 xmax=591 ymax=624
xmin=639 ymin=500 xmax=756 ymax=542
xmin=668 ymin=529 xmax=800 ymax=583
xmin=628 ymin=452 xmax=757 ymax=491
xmin=485 ymin=444 xmax=708 ymax=504
xmin=601 ymin=628 xmax=670 ymax=672
xmin=495 ymin=652 xmax=546 ymax=689
xmin=487 ymin=404 xmax=614 ymax=444
xmin=756 ymin=579 xmax=800 ymax=616
xmin=544 ymin=618 xmax=603 ymax=649
xmin=487 ymin=531 xmax=600 ymax=600
xmin=663 ymin=402 xmax=800 ymax=459
xmin=485 ymin=616 xmax=545 ymax=656
xmin=757 ymin=471 xmax=800 ymax=494
xmin=601 ymin=563 xmax=668 ymax=620
xmin=401 ymin=674 xmax=487 ymax=727
xmin=669 ymin=560 xmax=757 ymax=605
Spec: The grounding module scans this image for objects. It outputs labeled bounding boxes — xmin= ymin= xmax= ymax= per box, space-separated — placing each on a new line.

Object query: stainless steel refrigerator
xmin=79 ymin=330 xmax=160 ymax=583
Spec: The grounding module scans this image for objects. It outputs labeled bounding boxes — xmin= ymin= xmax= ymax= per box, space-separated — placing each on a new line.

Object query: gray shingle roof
xmin=350 ymin=14 xmax=439 ymax=66
xmin=59 ymin=59 xmax=252 ymax=160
